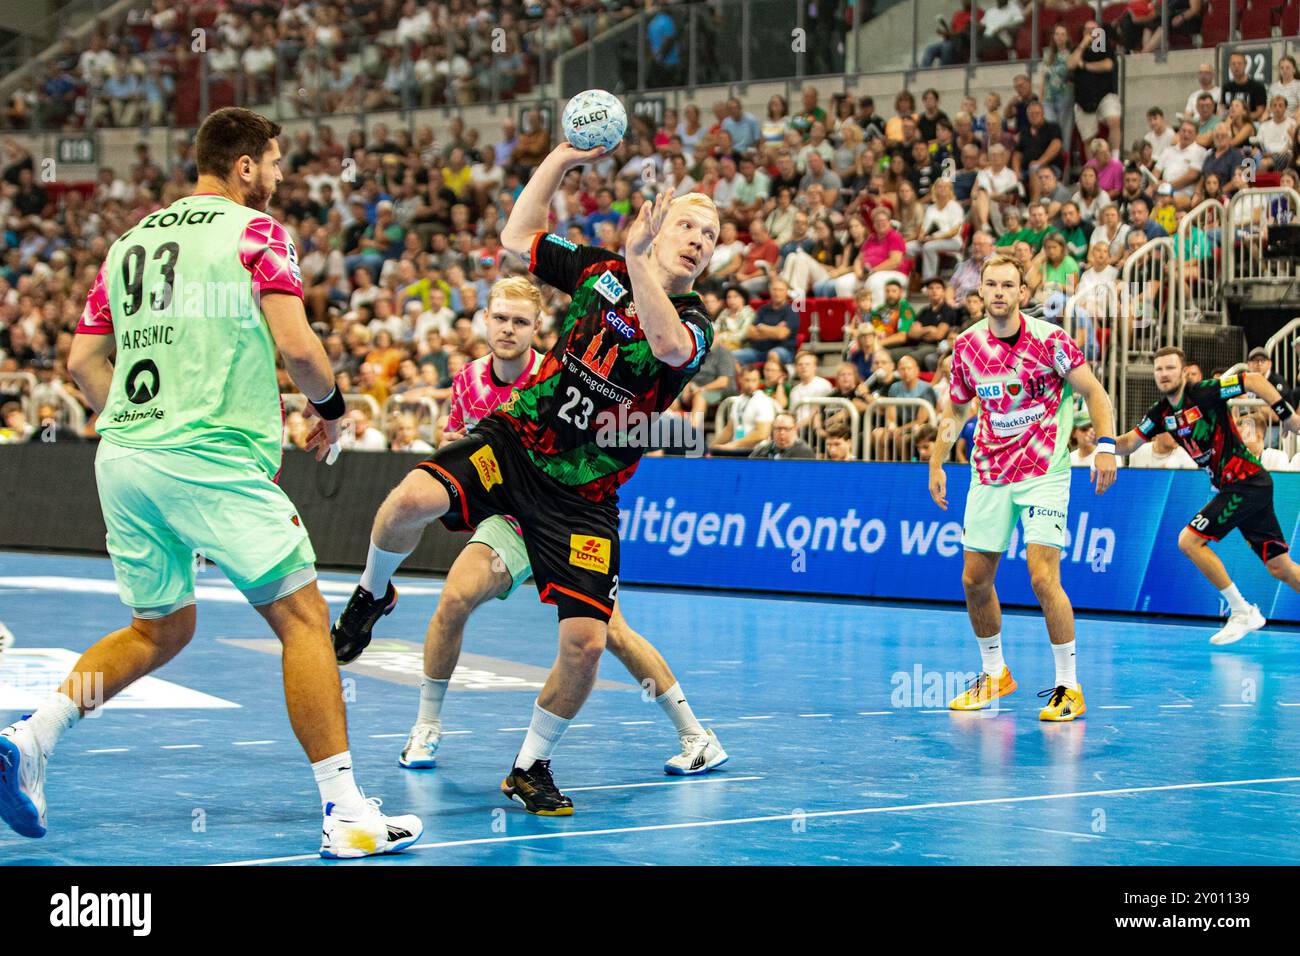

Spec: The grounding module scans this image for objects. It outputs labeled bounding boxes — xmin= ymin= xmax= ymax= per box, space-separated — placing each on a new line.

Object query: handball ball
xmin=562 ymin=89 xmax=628 ymax=152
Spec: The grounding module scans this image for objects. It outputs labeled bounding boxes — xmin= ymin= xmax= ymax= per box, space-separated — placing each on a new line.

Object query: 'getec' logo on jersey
xmin=604 ymin=309 xmax=636 ymax=338
xmin=568 ymin=535 xmax=611 ymax=574
xmin=470 ymin=445 xmax=503 ymax=491
xmin=976 ymin=382 xmax=1004 ymax=401
xmin=593 ymin=270 xmax=627 ymax=305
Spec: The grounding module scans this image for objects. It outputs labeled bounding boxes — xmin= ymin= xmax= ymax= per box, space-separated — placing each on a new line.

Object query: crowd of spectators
xmin=2 ymin=0 xmax=650 ymax=131
xmin=2 ymin=10 xmax=1299 ymax=467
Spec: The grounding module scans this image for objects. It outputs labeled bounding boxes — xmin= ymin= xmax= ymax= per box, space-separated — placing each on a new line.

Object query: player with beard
xmin=1113 ymin=346 xmax=1300 ymax=645
xmin=0 ymin=108 xmax=422 ymax=858
xmin=332 ymin=140 xmax=721 ymax=815
xmin=929 ymin=253 xmax=1117 ymax=721
xmin=396 ymin=275 xmax=726 ymax=777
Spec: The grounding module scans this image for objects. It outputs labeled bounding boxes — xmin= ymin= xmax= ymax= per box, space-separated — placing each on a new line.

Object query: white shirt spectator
xmin=1126 ymin=442 xmax=1196 ymax=469
xmin=922 ymin=199 xmax=965 ymax=236
xmin=975 ymin=165 xmax=1022 ymax=204
xmin=1076 ymin=264 xmax=1118 ymax=300
xmin=1258 ymin=116 xmax=1296 ymax=156
xmin=712 ymin=175 xmax=739 ymax=212
xmin=1090 ymin=222 xmax=1130 ymax=259
xmin=707 ymin=238 xmax=746 ymax=274
xmin=242 ymin=45 xmax=276 ymax=76
xmin=341 ymin=422 xmax=388 ymax=451
xmin=982 ymin=3 xmax=1026 ymax=46
xmin=414 ymin=306 xmax=456 ymax=339
xmin=1071 ymin=188 xmax=1111 ymax=221
xmin=1144 ymin=125 xmax=1176 ymax=158
xmin=732 ymin=390 xmax=778 ymax=442
xmin=1155 ymin=141 xmax=1208 ymax=196
xmin=1185 ymin=86 xmax=1221 ymax=118
xmin=1260 ymin=447 xmax=1292 ymax=471
xmin=396 ymin=6 xmax=433 ymax=44
xmin=1270 ymin=79 xmax=1300 ymax=113
xmin=788 ymin=376 xmax=834 ymax=425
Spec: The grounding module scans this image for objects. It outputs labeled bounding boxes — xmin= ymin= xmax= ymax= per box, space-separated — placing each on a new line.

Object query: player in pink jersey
xmin=929 ymin=254 xmax=1117 ymax=721
xmin=380 ymin=276 xmax=727 ymax=781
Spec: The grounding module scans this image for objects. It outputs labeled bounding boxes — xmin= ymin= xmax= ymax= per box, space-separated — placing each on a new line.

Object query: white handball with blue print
xmin=562 ymin=90 xmax=628 ymax=152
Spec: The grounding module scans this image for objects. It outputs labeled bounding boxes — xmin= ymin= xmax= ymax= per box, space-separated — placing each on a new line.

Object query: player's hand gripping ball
xmin=562 ymin=90 xmax=628 ymax=152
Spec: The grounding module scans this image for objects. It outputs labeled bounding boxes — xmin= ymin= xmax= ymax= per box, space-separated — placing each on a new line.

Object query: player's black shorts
xmin=415 ymin=417 xmax=620 ymax=622
xmin=1188 ymin=473 xmax=1290 ymax=562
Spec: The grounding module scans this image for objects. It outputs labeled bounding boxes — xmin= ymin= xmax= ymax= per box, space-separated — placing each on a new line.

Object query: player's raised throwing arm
xmin=1243 ymin=372 xmax=1300 ymax=433
xmin=1065 ymin=363 xmax=1118 ymax=493
xmin=499 ymin=143 xmax=609 ymax=258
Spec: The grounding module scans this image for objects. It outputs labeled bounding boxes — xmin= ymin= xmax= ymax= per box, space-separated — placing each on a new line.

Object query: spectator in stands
xmin=912 ymin=178 xmax=965 ymax=278
xmin=1181 ymin=61 xmax=1220 ymax=120
xmin=711 ymin=366 xmax=777 ymax=455
xmin=1155 ymin=120 xmax=1207 ymax=210
xmin=0 ymin=402 xmax=34 ymax=443
xmin=822 ymin=423 xmax=855 ymax=461
xmin=1125 ymin=195 xmax=1165 ymax=240
xmin=1039 ymin=26 xmax=1076 ymax=161
xmin=872 ymin=354 xmax=937 ymax=461
xmin=1193 ymin=92 xmax=1221 ymax=147
xmin=1035 ymin=165 xmax=1073 ymax=219
xmin=678 ymin=339 xmax=736 ymax=429
xmin=1069 ymin=413 xmax=1099 ymax=467
xmin=1202 ymin=124 xmax=1246 ymax=198
xmin=733 ymin=277 xmax=799 ymax=366
xmin=1068 ymin=19 xmax=1122 ymax=154
xmin=788 ymin=350 xmax=834 ymax=425
xmin=950 ymin=228 xmax=994 ymax=303
xmin=1054 ymin=201 xmax=1092 ymax=260
xmin=716 ymin=286 xmax=756 ymax=352
xmin=979 ymin=0 xmax=1024 ymax=59
xmin=907 ymin=277 xmax=956 ymax=371
xmin=1145 ymin=107 xmax=1175 ymax=159
xmin=922 ymin=3 xmax=979 ymax=67
xmin=1015 ymin=100 xmax=1063 ymax=201
xmin=749 ymin=412 xmax=815 ymax=460
xmin=1222 ymin=51 xmax=1269 ymax=122
xmin=1084 ymin=139 xmax=1125 ymax=202
xmin=1269 ymin=55 xmax=1300 ymax=113
xmin=1115 ymin=0 xmax=1159 ymax=54
xmin=1223 ymin=99 xmax=1256 ymax=151
xmin=722 ymin=97 xmax=762 ymax=154
xmin=1247 ymin=346 xmax=1297 ymax=408
xmin=971 ymin=143 xmax=1023 ymax=236
xmin=1145 ymin=0 xmax=1203 ymax=54
xmin=1091 ymin=204 xmax=1130 ymax=264
xmin=1257 ymin=96 xmax=1296 ymax=172
xmin=390 ymin=413 xmax=434 ymax=454
xmin=873 ymin=280 xmax=917 ymax=360
xmin=1128 ymin=430 xmax=1197 ymax=469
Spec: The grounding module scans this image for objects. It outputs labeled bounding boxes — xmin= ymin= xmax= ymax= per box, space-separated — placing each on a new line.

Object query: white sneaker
xmin=0 ymin=719 xmax=47 ymax=838
xmin=398 ymin=722 xmax=441 ymax=769
xmin=664 ymin=729 xmax=729 ymax=776
xmin=319 ymin=797 xmax=423 ymax=860
xmin=1210 ymin=605 xmax=1267 ymax=646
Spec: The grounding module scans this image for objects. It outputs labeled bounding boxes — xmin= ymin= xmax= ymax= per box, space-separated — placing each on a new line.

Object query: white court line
xmin=1097 ymin=705 xmax=1132 ymax=710
xmin=1279 ymin=703 xmax=1300 ymax=708
xmin=1019 ymin=825 xmax=1102 ymax=840
xmin=368 ymin=733 xmax=407 ymax=739
xmin=161 ymin=744 xmax=201 ymax=750
xmin=497 ymin=727 xmax=530 ymax=732
xmin=1159 ymin=704 xmax=1194 ymax=709
xmin=566 ymin=775 xmax=762 ymax=794
xmin=798 ymin=713 xmax=833 ymax=718
xmin=216 ymin=774 xmax=1300 ymax=867
xmin=442 ymin=730 xmax=473 ymax=736
xmin=570 ymin=724 xmax=594 ymax=729
xmin=232 ymin=740 xmax=275 ymax=747
xmin=85 ymin=748 xmax=129 ymax=754
xmin=857 ymin=711 xmax=893 ymax=716
xmin=737 ymin=715 xmax=773 ymax=721
xmin=620 ymin=720 xmax=654 ymax=726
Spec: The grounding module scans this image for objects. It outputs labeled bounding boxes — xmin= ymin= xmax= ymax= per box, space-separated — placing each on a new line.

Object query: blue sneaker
xmin=0 ymin=719 xmax=47 ymax=838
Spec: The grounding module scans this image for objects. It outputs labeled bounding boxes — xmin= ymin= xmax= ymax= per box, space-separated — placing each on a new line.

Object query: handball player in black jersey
xmin=1114 ymin=346 xmax=1300 ymax=645
xmin=332 ymin=141 xmax=719 ymax=814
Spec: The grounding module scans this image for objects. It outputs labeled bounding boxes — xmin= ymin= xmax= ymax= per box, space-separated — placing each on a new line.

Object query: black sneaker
xmin=501 ymin=759 xmax=574 ymax=816
xmin=331 ymin=583 xmax=397 ymax=665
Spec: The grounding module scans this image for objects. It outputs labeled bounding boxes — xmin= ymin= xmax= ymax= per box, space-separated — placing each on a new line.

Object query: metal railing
xmin=789 ymin=396 xmax=860 ymax=458
xmin=31 ymin=381 xmax=87 ymax=435
xmin=1173 ymin=200 xmax=1226 ymax=327
xmin=384 ymin=395 xmax=442 ymax=445
xmin=0 ymin=372 xmax=40 ymax=426
xmin=1063 ymin=281 xmax=1119 ymax=401
xmin=862 ymin=396 xmax=937 ymax=462
xmin=1225 ymin=187 xmax=1300 ymax=287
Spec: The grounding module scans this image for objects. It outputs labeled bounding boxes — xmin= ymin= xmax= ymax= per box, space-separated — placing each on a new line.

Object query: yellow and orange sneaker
xmin=948 ymin=668 xmax=1018 ymax=711
xmin=1038 ymin=685 xmax=1086 ymax=721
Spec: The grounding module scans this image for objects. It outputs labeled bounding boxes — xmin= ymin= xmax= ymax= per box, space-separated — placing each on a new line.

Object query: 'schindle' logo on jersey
xmin=470 ymin=445 xmax=503 ymax=491
xmin=568 ymin=534 xmax=611 ymax=574
xmin=593 ymin=270 xmax=627 ymax=305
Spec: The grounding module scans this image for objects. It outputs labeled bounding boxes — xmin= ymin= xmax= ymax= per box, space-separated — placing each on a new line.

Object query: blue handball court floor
xmin=2 ymin=550 xmax=1300 ymax=866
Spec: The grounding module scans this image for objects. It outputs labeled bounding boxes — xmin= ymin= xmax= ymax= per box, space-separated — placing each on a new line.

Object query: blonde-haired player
xmin=398 ymin=276 xmax=726 ymax=778
xmin=333 ymin=137 xmax=725 ymax=814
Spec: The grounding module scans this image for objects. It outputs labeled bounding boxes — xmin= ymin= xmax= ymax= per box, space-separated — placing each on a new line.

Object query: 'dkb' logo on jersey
xmin=125 ymin=359 xmax=161 ymax=404
xmin=593 ymin=270 xmax=627 ymax=305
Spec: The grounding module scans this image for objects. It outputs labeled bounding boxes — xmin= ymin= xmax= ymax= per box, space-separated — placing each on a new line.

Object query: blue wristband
xmin=1095 ymin=437 xmax=1116 ymax=454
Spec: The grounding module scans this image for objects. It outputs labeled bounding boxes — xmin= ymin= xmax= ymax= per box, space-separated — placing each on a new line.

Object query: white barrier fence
xmin=1226 ymin=187 xmax=1300 ymax=287
xmin=789 ymin=396 xmax=861 ymax=459
xmin=862 ymin=397 xmax=938 ymax=463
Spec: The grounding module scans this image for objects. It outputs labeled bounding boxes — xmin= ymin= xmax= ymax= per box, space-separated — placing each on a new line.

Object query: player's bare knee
xmin=1266 ymin=556 xmax=1293 ymax=580
xmin=433 ymin=585 xmax=477 ymax=630
xmin=560 ymin=625 xmax=607 ymax=668
xmin=1028 ymin=566 xmax=1058 ymax=598
xmin=962 ymin=568 xmax=992 ymax=599
xmin=133 ymin=607 xmax=195 ymax=656
xmin=383 ymin=474 xmax=445 ymax=531
xmin=1178 ymin=529 xmax=1205 ymax=555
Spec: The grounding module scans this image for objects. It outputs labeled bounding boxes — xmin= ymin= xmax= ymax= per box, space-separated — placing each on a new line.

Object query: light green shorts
xmin=94 ymin=440 xmax=316 ymax=616
xmin=962 ymin=467 xmax=1071 ymax=554
xmin=469 ymin=514 xmax=532 ymax=600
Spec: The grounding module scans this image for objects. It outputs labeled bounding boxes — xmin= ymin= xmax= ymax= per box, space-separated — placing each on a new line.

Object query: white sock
xmin=514 ymin=702 xmax=570 ymax=770
xmin=1052 ymin=640 xmax=1078 ymax=690
xmin=416 ymin=676 xmax=449 ymax=727
xmin=28 ymin=693 xmax=81 ymax=756
xmin=976 ymin=633 xmax=1006 ymax=677
xmin=1220 ymin=582 xmax=1251 ymax=614
xmin=312 ymin=751 xmax=367 ymax=816
xmin=655 ymin=682 xmax=705 ymax=739
xmin=359 ymin=539 xmax=410 ymax=596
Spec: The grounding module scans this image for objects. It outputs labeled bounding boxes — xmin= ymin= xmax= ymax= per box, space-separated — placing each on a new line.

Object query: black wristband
xmin=309 ymin=386 xmax=346 ymax=421
xmin=1272 ymin=398 xmax=1295 ymax=421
